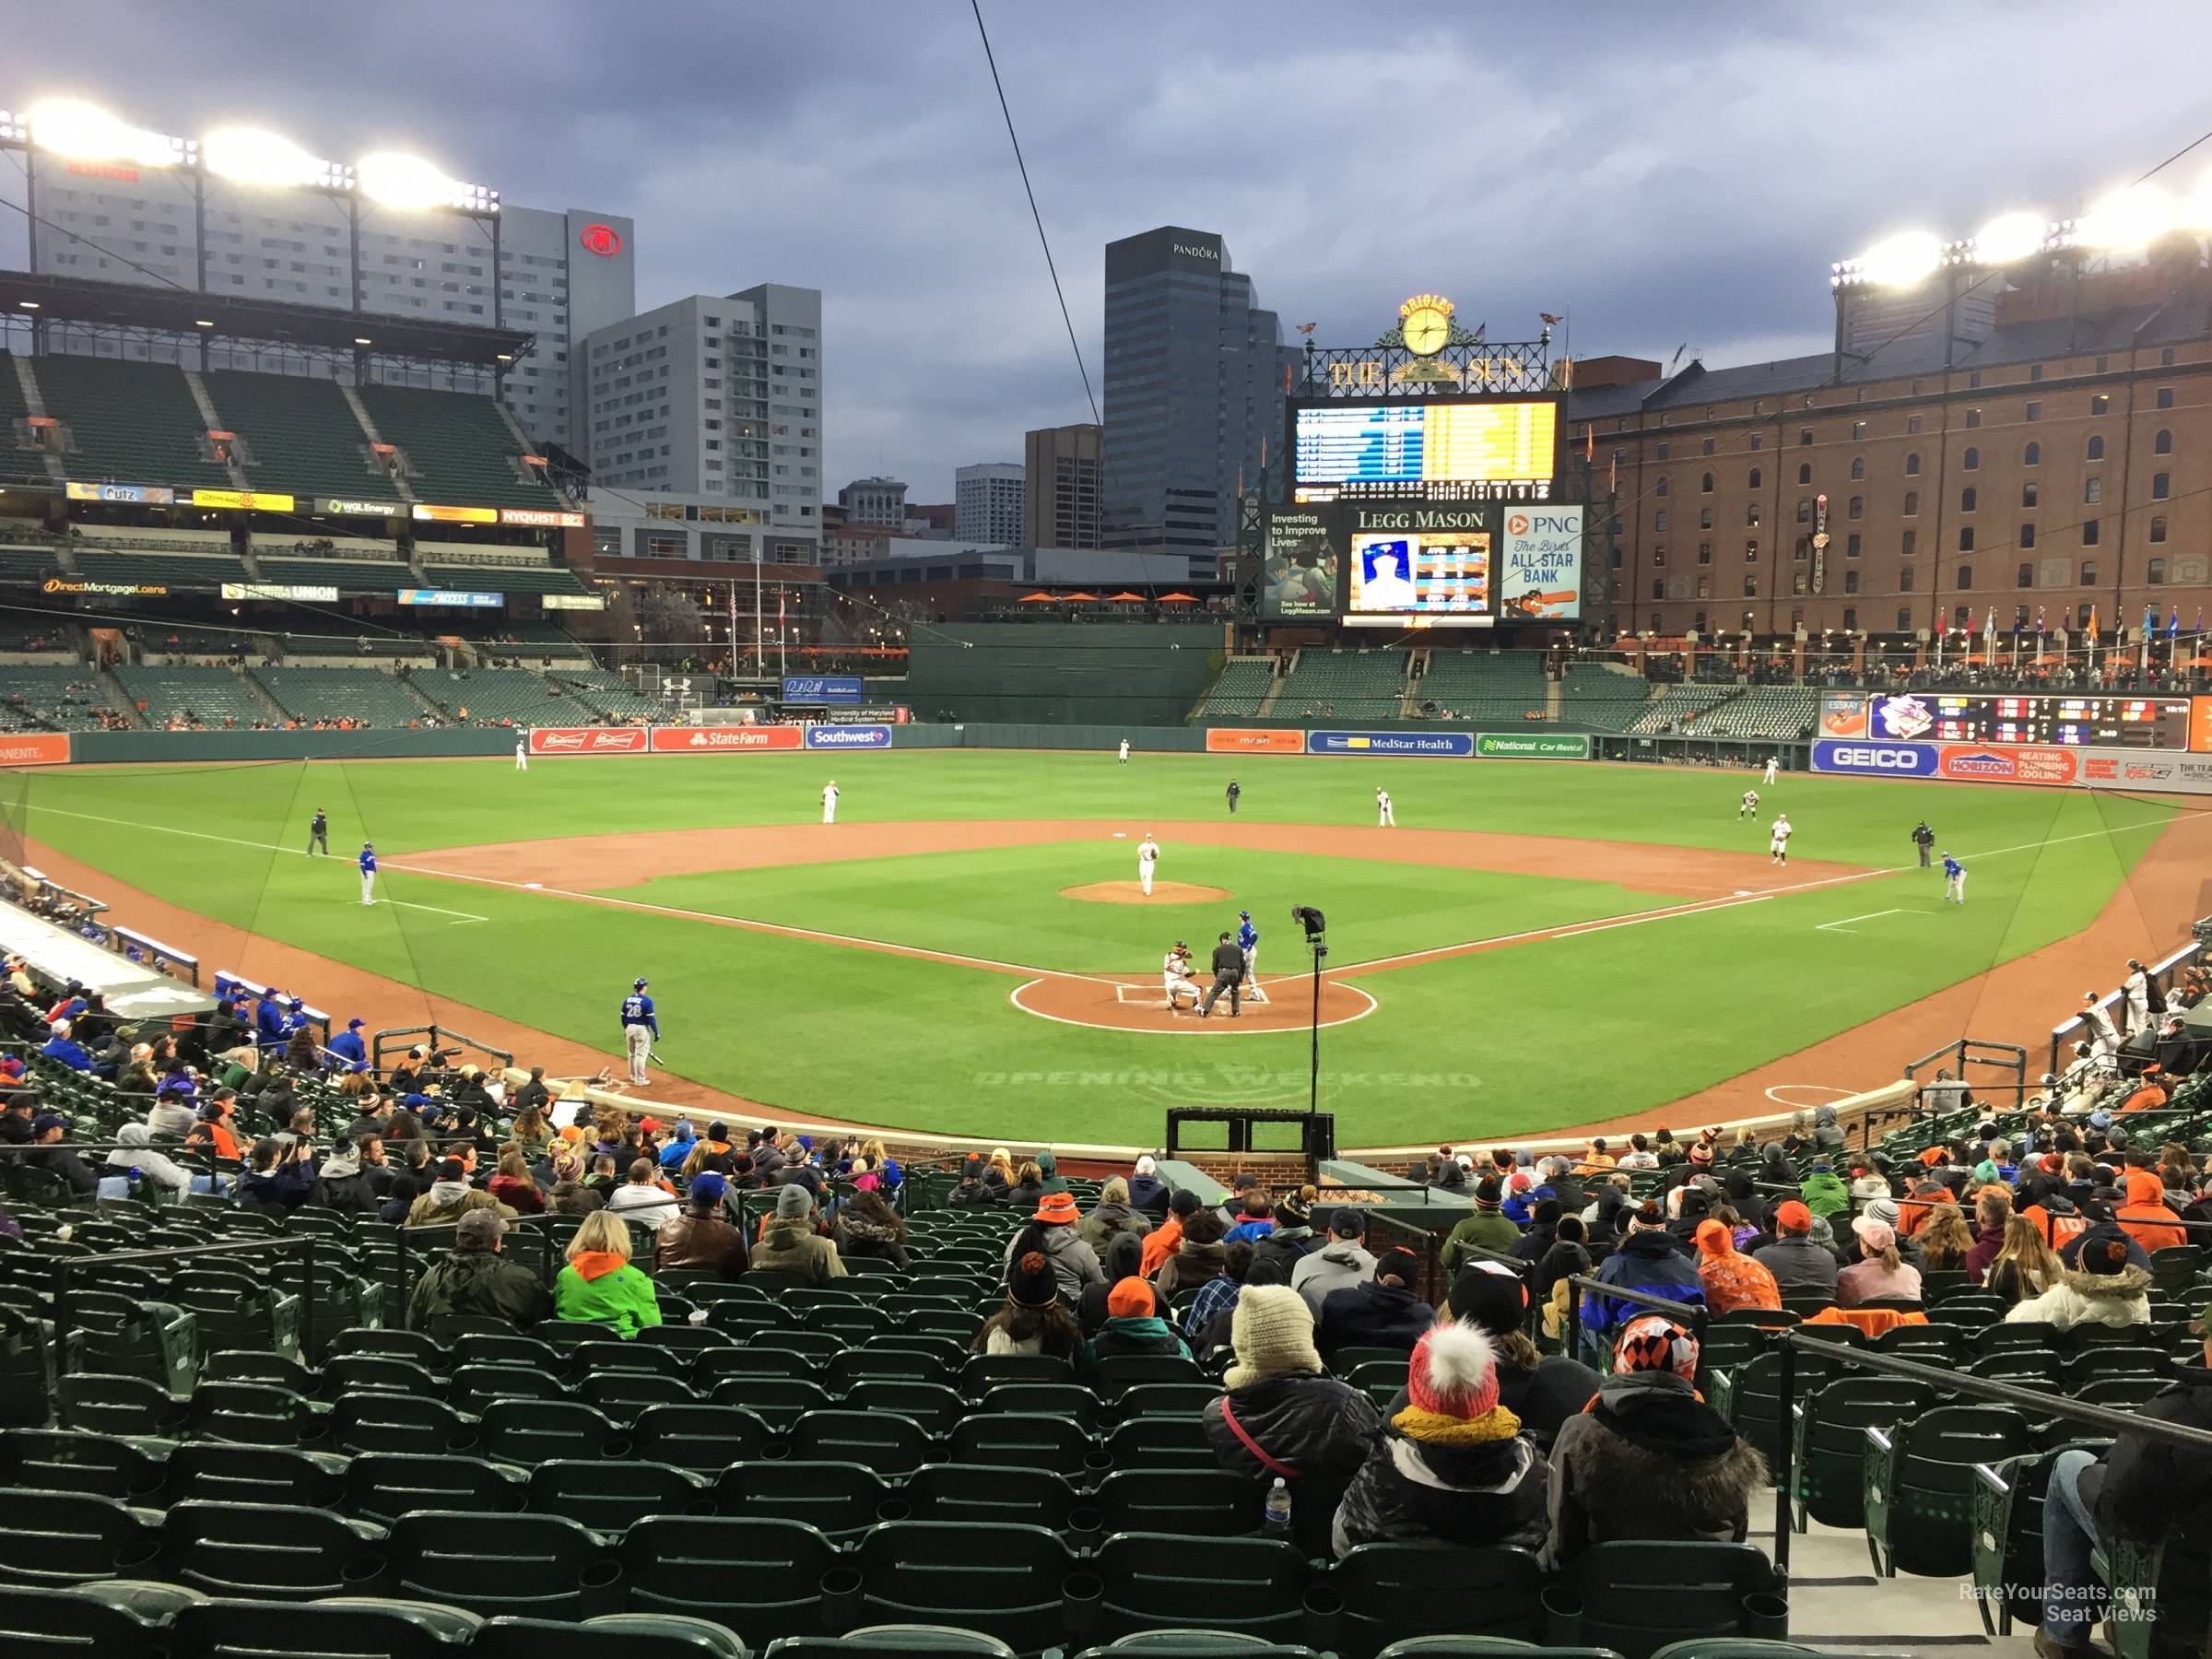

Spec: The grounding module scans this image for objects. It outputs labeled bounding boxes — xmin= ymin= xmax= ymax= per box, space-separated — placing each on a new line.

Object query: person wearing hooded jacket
xmin=1204 ymin=1284 xmax=1383 ymax=1556
xmin=1580 ymin=1204 xmax=1704 ymax=1359
xmin=1154 ymin=1204 xmax=1230 ymax=1300
xmin=2005 ymin=1233 xmax=2152 ymax=1331
xmin=552 ymin=1210 xmax=661 ymax=1336
xmin=100 ymin=1122 xmax=192 ymax=1199
xmin=1334 ymin=1321 xmax=1549 ymax=1557
xmin=1083 ymin=1277 xmax=1188 ymax=1379
xmin=1798 ymin=1159 xmax=1851 ymax=1220
xmin=998 ymin=1191 xmax=1104 ymax=1301
xmin=1693 ymin=1218 xmax=1781 ymax=1314
xmin=1291 ymin=1207 xmax=1377 ymax=1317
xmin=1253 ymin=1190 xmax=1318 ymax=1277
xmin=1811 ymin=1103 xmax=1847 ymax=1150
xmin=755 ymin=1184 xmax=849 ymax=1284
xmin=1032 ymin=1149 xmax=1070 ymax=1194
xmin=2113 ymin=1169 xmax=2188 ymax=1253
xmin=1077 ymin=1178 xmax=1152 ymax=1254
xmin=1317 ymin=1247 xmax=1436 ymax=1359
xmin=1441 ymin=1178 xmax=1522 ymax=1273
xmin=409 ymin=1208 xmax=554 ymax=1331
xmin=1545 ymin=1314 xmax=1768 ymax=1561
xmin=315 ymin=1134 xmax=391 ymax=1213
xmin=1081 ymin=1231 xmax=1168 ymax=1334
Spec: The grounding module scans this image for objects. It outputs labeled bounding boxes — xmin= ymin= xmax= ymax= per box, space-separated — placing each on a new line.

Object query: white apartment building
xmin=581 ymin=284 xmax=822 ymax=553
xmin=954 ymin=462 xmax=1024 ymax=546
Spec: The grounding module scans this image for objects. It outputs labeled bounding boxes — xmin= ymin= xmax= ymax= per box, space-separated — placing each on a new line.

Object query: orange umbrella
xmin=1157 ymin=592 xmax=1197 ymax=603
xmin=1062 ymin=591 xmax=1100 ymax=602
xmin=1104 ymin=591 xmax=1146 ymax=602
xmin=1017 ymin=592 xmax=1055 ymax=603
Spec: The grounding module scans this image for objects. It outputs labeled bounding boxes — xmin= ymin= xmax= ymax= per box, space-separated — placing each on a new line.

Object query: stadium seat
xmin=1325 ymin=1542 xmax=1549 ymax=1653
xmin=708 ymin=1375 xmax=835 ymax=1429
xmin=633 ymin=1402 xmax=771 ymax=1465
xmin=1092 ymin=1469 xmax=1263 ymax=1538
xmin=0 ymin=1582 xmax=179 ymax=1658
xmin=1545 ymin=1541 xmax=1787 ymax=1659
xmin=1864 ymin=1406 xmax=2032 ymax=1576
xmin=0 ymin=1488 xmax=163 ymax=1585
xmin=763 ymin=1629 xmax=1021 ymax=1654
xmin=902 ymin=1462 xmax=1086 ymax=1531
xmin=383 ymin=1509 xmax=620 ymax=1621
xmin=330 ymin=1389 xmax=480 ymax=1456
xmin=166 ymin=1441 xmax=348 ymax=1512
xmin=579 ymin=1370 xmax=701 ymax=1422
xmin=0 ymin=1427 xmax=169 ymax=1501
xmin=527 ymin=1457 xmax=714 ymax=1533
xmin=961 ymin=1354 xmax=1077 ymax=1394
xmin=1104 ymin=1415 xmax=1216 ymax=1472
xmin=57 ymin=1371 xmax=191 ymax=1439
xmin=164 ymin=1594 xmax=479 ymax=1659
xmin=157 ymin=1499 xmax=385 ymax=1601
xmin=342 ymin=1450 xmax=526 ymax=1526
xmin=1791 ymin=1376 xmax=1938 ymax=1530
xmin=478 ymin=1397 xmax=628 ymax=1464
xmin=473 ymin=1612 xmax=751 ymax=1659
xmin=981 ymin=1382 xmax=1100 ymax=1428
xmin=1092 ymin=1532 xmax=1312 ymax=1647
xmin=948 ymin=1410 xmax=1098 ymax=1474
xmin=852 ymin=1520 xmax=1078 ymax=1655
xmin=621 ymin=1513 xmax=847 ymax=1647
xmin=1090 ymin=1354 xmax=1207 ymax=1398
xmin=791 ymin=1408 xmax=935 ymax=1476
xmin=845 ymin=1380 xmax=970 ymax=1438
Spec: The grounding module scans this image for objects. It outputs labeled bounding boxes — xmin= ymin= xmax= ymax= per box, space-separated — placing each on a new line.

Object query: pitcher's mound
xmin=1062 ymin=881 xmax=1232 ymax=905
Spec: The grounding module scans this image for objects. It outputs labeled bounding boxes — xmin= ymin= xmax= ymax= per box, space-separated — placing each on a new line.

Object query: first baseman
xmin=1942 ymin=852 xmax=1966 ymax=904
xmin=1162 ymin=941 xmax=1203 ymax=1011
xmin=621 ymin=977 xmax=659 ymax=1084
xmin=1376 ymin=788 xmax=1395 ymax=828
xmin=821 ymin=781 xmax=839 ymax=824
xmin=358 ymin=841 xmax=378 ymax=905
xmin=1137 ymin=833 xmax=1160 ymax=897
xmin=1769 ymin=814 xmax=1792 ymax=866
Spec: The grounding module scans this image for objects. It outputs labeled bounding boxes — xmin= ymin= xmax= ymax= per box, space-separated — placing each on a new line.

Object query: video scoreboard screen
xmin=1291 ymin=398 xmax=1558 ymax=503
xmin=1344 ymin=528 xmax=1491 ymax=626
xmin=1868 ymin=692 xmax=2194 ymax=750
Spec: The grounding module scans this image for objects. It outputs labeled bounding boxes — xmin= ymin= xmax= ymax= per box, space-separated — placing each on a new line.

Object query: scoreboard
xmin=1291 ymin=399 xmax=1558 ymax=503
xmin=1868 ymin=692 xmax=2194 ymax=750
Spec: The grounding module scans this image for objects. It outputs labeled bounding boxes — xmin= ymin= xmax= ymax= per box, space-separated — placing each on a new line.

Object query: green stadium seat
xmin=902 ymin=1463 xmax=1085 ymax=1531
xmin=1092 ymin=1533 xmax=1312 ymax=1647
xmin=527 ymin=1457 xmax=713 ymax=1533
xmin=1104 ymin=1415 xmax=1216 ymax=1472
xmin=0 ymin=1583 xmax=176 ymax=1658
xmin=707 ymin=1375 xmax=833 ymax=1429
xmin=28 ymin=356 xmax=236 ymax=489
xmin=165 ymin=1441 xmax=347 ymax=1511
xmin=712 ymin=1460 xmax=897 ymax=1538
xmin=474 ymin=1612 xmax=751 ymax=1659
xmin=57 ymin=1371 xmax=190 ymax=1439
xmin=355 ymin=382 xmax=561 ymax=511
xmin=383 ymin=1509 xmax=620 ymax=1621
xmin=767 ymin=1630 xmax=1018 ymax=1656
xmin=1790 ymin=1376 xmax=1938 ymax=1530
xmin=948 ymin=1410 xmax=1097 ymax=1474
xmin=0 ymin=1427 xmax=168 ymax=1501
xmin=851 ymin=1521 xmax=1077 ymax=1655
xmin=962 ymin=1354 xmax=1077 ymax=1394
xmin=620 ymin=1514 xmax=847 ymax=1647
xmin=157 ymin=1500 xmax=384 ymax=1602
xmin=165 ymin=1594 xmax=479 ymax=1659
xmin=478 ymin=1396 xmax=626 ymax=1464
xmin=791 ymin=1408 xmax=934 ymax=1475
xmin=341 ymin=1450 xmax=526 ymax=1526
xmin=1545 ymin=1542 xmax=1787 ymax=1659
xmin=1324 ymin=1543 xmax=1549 ymax=1653
xmin=1864 ymin=1405 xmax=2032 ymax=1577
xmin=633 ymin=1402 xmax=771 ymax=1466
xmin=329 ymin=1388 xmax=480 ymax=1456
xmin=0 ymin=1489 xmax=162 ymax=1586
xmin=579 ymin=1370 xmax=700 ymax=1422
xmin=845 ymin=1380 xmax=969 ymax=1439
xmin=1093 ymin=1469 xmax=1263 ymax=1538
xmin=451 ymin=1361 xmax=573 ymax=1414
xmin=980 ymin=1382 xmax=1100 ymax=1428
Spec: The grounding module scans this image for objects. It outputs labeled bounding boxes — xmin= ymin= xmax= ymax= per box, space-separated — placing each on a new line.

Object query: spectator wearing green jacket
xmin=1798 ymin=1159 xmax=1852 ymax=1221
xmin=553 ymin=1209 xmax=662 ymax=1336
xmin=1441 ymin=1178 xmax=1523 ymax=1274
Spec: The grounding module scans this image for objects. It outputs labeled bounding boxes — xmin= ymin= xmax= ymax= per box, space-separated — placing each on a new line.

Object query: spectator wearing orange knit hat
xmin=1693 ymin=1218 xmax=1781 ymax=1315
xmin=1544 ymin=1314 xmax=1767 ymax=1563
xmin=1332 ymin=1321 xmax=1547 ymax=1556
xmin=1082 ymin=1276 xmax=1187 ymax=1380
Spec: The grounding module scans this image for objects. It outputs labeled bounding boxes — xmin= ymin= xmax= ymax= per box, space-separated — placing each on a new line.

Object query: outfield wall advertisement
xmin=1309 ymin=730 xmax=1476 ymax=758
xmin=1812 ymin=737 xmax=2212 ymax=794
xmin=1206 ymin=729 xmax=1306 ymax=754
xmin=805 ymin=724 xmax=892 ymax=749
xmin=1477 ymin=733 xmax=1590 ymax=759
xmin=649 ymin=725 xmax=805 ymax=754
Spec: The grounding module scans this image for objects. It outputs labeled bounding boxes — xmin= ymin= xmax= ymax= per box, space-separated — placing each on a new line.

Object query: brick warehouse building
xmin=1571 ymin=242 xmax=2211 ymax=651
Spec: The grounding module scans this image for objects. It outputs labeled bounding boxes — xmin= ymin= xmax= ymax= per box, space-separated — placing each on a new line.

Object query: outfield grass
xmin=0 ymin=752 xmax=2172 ymax=1144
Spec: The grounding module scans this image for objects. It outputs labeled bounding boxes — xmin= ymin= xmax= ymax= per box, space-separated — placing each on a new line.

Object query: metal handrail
xmin=1766 ymin=1326 xmax=2212 ymax=1579
xmin=1560 ymin=1268 xmax=1711 ymax=1361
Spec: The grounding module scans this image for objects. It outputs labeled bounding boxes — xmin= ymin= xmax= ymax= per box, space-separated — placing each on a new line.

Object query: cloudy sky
xmin=8 ymin=1 xmax=2210 ymax=500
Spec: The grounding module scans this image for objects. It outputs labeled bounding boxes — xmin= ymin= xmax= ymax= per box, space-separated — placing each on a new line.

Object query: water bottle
xmin=1264 ymin=1477 xmax=1292 ymax=1538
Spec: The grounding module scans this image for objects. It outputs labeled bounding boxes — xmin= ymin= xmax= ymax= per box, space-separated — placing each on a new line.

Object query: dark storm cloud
xmin=10 ymin=1 xmax=2208 ymax=499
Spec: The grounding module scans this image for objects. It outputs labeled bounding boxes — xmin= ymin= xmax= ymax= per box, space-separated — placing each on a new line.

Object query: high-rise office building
xmin=955 ymin=462 xmax=1024 ymax=545
xmin=1101 ymin=226 xmax=1290 ymax=552
xmin=19 ymin=130 xmax=631 ymax=455
xmin=1023 ymin=424 xmax=1102 ymax=549
xmin=839 ymin=477 xmax=909 ymax=527
xmin=580 ymin=282 xmax=821 ymax=553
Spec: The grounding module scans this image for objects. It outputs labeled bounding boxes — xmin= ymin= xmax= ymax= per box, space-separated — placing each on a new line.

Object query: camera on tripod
xmin=1291 ymin=903 xmax=1327 ymax=959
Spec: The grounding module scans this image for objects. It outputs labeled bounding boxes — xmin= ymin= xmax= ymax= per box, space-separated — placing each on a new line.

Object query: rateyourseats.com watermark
xmin=1959 ymin=1583 xmax=2154 ymax=1618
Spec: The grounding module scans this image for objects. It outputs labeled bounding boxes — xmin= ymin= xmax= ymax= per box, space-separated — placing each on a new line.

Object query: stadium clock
xmin=1399 ymin=293 xmax=1453 ymax=356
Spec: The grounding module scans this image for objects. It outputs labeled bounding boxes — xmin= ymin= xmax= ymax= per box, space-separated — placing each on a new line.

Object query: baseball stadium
xmin=3 ymin=89 xmax=2212 ymax=1659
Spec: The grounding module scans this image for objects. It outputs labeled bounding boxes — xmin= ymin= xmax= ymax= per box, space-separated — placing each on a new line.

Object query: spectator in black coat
xmin=28 ymin=1112 xmax=97 ymax=1195
xmin=1317 ymin=1247 xmax=1436 ymax=1359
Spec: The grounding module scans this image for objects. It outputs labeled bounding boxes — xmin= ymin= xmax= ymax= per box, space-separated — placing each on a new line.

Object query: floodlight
xmin=2074 ymin=183 xmax=2176 ymax=251
xmin=203 ymin=126 xmax=337 ymax=189
xmin=358 ymin=150 xmax=463 ymax=210
xmin=1854 ymin=230 xmax=1943 ymax=288
xmin=1969 ymin=210 xmax=2049 ymax=266
xmin=26 ymin=99 xmax=183 ymax=168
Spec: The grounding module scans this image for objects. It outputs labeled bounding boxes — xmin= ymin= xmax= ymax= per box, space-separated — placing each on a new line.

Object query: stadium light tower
xmin=0 ymin=95 xmax=503 ymax=341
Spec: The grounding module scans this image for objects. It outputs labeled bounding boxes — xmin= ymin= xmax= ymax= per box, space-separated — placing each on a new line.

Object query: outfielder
xmin=1942 ymin=852 xmax=1966 ymax=905
xmin=1237 ymin=910 xmax=1259 ymax=982
xmin=1769 ymin=814 xmax=1793 ymax=866
xmin=1376 ymin=788 xmax=1395 ymax=828
xmin=821 ymin=781 xmax=839 ymax=825
xmin=1737 ymin=788 xmax=1759 ymax=820
xmin=620 ymin=977 xmax=659 ymax=1085
xmin=1762 ymin=754 xmax=1780 ymax=785
xmin=515 ymin=735 xmax=528 ymax=771
xmin=1162 ymin=941 xmax=1203 ymax=1011
xmin=1137 ymin=833 xmax=1160 ymax=897
xmin=307 ymin=808 xmax=329 ymax=855
xmin=1118 ymin=737 xmax=1130 ymax=765
xmin=358 ymin=842 xmax=378 ymax=905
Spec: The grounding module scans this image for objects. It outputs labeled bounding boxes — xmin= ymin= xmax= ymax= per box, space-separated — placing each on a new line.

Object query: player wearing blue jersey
xmin=1942 ymin=853 xmax=1966 ymax=905
xmin=621 ymin=978 xmax=660 ymax=1085
xmin=1237 ymin=910 xmax=1260 ymax=982
xmin=358 ymin=843 xmax=377 ymax=905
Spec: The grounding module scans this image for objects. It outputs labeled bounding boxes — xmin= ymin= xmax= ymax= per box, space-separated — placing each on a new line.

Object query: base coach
xmin=1199 ymin=931 xmax=1245 ymax=1019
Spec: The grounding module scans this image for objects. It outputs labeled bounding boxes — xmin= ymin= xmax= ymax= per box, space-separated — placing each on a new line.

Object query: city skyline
xmin=6 ymin=0 xmax=2208 ymax=503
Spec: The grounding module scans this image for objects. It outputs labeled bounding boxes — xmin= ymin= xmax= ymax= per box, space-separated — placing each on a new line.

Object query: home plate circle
xmin=1011 ymin=973 xmax=1378 ymax=1034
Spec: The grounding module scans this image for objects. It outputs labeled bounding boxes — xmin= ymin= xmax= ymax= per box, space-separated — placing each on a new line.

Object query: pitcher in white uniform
xmin=1137 ymin=834 xmax=1159 ymax=897
xmin=821 ymin=782 xmax=839 ymax=824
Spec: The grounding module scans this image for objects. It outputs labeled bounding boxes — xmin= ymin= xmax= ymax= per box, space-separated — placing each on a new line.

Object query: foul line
xmin=1816 ymin=908 xmax=1908 ymax=935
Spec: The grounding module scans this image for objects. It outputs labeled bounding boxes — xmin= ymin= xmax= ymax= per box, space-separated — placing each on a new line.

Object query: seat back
xmin=1328 ymin=1541 xmax=1548 ymax=1652
xmin=1553 ymin=1539 xmax=1786 ymax=1659
xmin=384 ymin=1509 xmax=620 ymax=1621
xmin=851 ymin=1521 xmax=1076 ymax=1656
xmin=158 ymin=1499 xmax=382 ymax=1601
xmin=1093 ymin=1530 xmax=1311 ymax=1646
xmin=619 ymin=1513 xmax=844 ymax=1647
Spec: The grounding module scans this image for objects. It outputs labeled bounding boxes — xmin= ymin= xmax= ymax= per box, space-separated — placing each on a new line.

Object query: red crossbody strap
xmin=1218 ymin=1396 xmax=1301 ymax=1480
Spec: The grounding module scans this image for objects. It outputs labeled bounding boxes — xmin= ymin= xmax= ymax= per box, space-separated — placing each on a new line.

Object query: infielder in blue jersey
xmin=1942 ymin=853 xmax=1966 ymax=905
xmin=1237 ymin=910 xmax=1259 ymax=983
xmin=621 ymin=978 xmax=659 ymax=1085
xmin=358 ymin=842 xmax=377 ymax=905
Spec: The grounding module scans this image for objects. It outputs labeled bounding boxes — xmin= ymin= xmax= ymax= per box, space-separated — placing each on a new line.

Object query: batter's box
xmin=1117 ymin=982 xmax=1272 ymax=1006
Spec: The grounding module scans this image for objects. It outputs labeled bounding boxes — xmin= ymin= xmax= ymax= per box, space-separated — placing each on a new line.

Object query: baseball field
xmin=3 ymin=749 xmax=2197 ymax=1148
